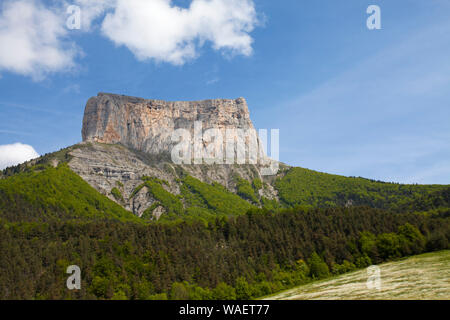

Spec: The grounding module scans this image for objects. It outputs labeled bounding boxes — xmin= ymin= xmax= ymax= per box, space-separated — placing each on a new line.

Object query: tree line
xmin=0 ymin=206 xmax=448 ymax=299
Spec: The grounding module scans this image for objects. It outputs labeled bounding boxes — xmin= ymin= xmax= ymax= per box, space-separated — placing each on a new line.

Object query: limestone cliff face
xmin=68 ymin=142 xmax=280 ymax=217
xmin=74 ymin=93 xmax=283 ymax=219
xmin=82 ymin=93 xmax=255 ymax=156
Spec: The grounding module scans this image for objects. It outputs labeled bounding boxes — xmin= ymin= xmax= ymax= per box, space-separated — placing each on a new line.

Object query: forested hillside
xmin=275 ymin=167 xmax=446 ymax=210
xmin=0 ymin=164 xmax=140 ymax=223
xmin=0 ymin=206 xmax=448 ymax=299
xmin=0 ymin=153 xmax=449 ymax=300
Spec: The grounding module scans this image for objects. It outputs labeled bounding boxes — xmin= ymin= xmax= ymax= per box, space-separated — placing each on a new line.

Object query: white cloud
xmin=0 ymin=0 xmax=258 ymax=79
xmin=0 ymin=0 xmax=78 ymax=80
xmin=0 ymin=143 xmax=39 ymax=169
xmin=100 ymin=0 xmax=258 ymax=65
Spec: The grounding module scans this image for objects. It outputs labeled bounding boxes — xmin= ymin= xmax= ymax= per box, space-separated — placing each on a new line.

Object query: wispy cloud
xmin=0 ymin=129 xmax=31 ymax=136
xmin=0 ymin=101 xmax=68 ymax=115
xmin=206 ymin=78 xmax=219 ymax=85
xmin=403 ymin=162 xmax=450 ymax=185
xmin=277 ymin=19 xmax=450 ymax=184
xmin=62 ymin=83 xmax=81 ymax=94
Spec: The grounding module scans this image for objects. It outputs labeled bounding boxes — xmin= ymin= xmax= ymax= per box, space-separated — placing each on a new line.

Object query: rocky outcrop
xmin=68 ymin=142 xmax=281 ymax=218
xmin=82 ymin=93 xmax=255 ymax=157
xmin=74 ymin=93 xmax=283 ymax=219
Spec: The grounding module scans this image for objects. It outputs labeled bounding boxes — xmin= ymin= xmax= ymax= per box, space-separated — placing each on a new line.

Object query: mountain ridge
xmin=2 ymin=140 xmax=448 ymax=222
xmin=1 ymin=93 xmax=449 ymax=221
xmin=82 ymin=93 xmax=255 ymax=158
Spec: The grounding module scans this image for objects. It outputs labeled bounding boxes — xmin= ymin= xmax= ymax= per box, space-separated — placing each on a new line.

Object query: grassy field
xmin=265 ymin=250 xmax=450 ymax=300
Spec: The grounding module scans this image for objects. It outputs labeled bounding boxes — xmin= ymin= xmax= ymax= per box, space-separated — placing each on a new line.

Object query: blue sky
xmin=0 ymin=0 xmax=449 ymax=184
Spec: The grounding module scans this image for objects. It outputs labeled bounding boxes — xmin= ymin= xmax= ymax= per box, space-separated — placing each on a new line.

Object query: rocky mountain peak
xmin=82 ymin=93 xmax=254 ymax=156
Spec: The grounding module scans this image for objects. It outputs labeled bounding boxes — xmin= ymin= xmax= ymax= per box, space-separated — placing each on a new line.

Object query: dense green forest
xmin=0 ymin=206 xmax=448 ymax=299
xmin=0 ymin=156 xmax=449 ymax=299
xmin=3 ymin=146 xmax=449 ymax=221
xmin=0 ymin=164 xmax=140 ymax=223
xmin=275 ymin=167 xmax=446 ymax=210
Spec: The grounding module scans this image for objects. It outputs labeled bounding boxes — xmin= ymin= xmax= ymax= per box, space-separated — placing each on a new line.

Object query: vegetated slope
xmin=0 ymin=164 xmax=140 ymax=223
xmin=180 ymin=175 xmax=254 ymax=217
xmin=404 ymin=186 xmax=450 ymax=212
xmin=0 ymin=206 xmax=448 ymax=299
xmin=131 ymin=174 xmax=255 ymax=222
xmin=0 ymin=150 xmax=449 ymax=300
xmin=0 ymin=145 xmax=259 ymax=223
xmin=3 ymin=143 xmax=449 ymax=222
xmin=275 ymin=167 xmax=447 ymax=210
xmin=265 ymin=250 xmax=450 ymax=300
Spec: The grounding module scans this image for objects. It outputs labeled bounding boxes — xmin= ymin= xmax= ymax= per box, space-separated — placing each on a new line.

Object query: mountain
xmin=0 ymin=93 xmax=449 ymax=300
xmin=70 ymin=93 xmax=279 ymax=219
xmin=1 ymin=93 xmax=449 ymax=222
xmin=82 ymin=93 xmax=255 ymax=156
